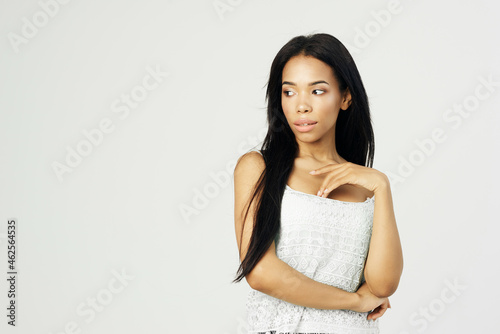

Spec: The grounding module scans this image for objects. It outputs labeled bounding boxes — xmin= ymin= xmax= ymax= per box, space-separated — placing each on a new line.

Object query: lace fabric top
xmin=245 ymin=151 xmax=379 ymax=333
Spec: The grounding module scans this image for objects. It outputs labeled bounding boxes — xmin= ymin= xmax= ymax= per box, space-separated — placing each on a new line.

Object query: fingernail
xmin=317 ymin=190 xmax=321 ymax=196
xmin=309 ymin=170 xmax=316 ymax=174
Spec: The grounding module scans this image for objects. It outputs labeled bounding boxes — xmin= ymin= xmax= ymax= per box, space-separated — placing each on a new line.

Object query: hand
xmin=309 ymin=162 xmax=388 ymax=198
xmin=367 ymin=298 xmax=391 ymax=321
xmin=353 ymin=281 xmax=391 ymax=320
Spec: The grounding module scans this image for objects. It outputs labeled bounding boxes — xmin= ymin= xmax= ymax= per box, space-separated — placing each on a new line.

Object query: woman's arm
xmin=249 ymin=241 xmax=390 ymax=314
xmin=363 ymin=174 xmax=404 ymax=298
xmin=247 ymin=240 xmax=361 ymax=310
xmin=234 ymin=152 xmax=385 ymax=312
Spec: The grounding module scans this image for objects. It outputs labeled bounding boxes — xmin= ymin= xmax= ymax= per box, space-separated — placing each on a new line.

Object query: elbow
xmin=370 ymin=282 xmax=399 ymax=298
xmin=246 ymin=262 xmax=280 ymax=295
xmin=365 ymin=273 xmax=402 ymax=298
xmin=245 ymin=264 xmax=266 ymax=291
xmin=367 ymin=276 xmax=401 ymax=298
xmin=366 ymin=261 xmax=404 ymax=298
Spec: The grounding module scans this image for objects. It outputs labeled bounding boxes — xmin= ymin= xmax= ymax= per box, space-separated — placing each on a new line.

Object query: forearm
xmin=364 ymin=176 xmax=404 ymax=297
xmin=249 ymin=256 xmax=359 ymax=310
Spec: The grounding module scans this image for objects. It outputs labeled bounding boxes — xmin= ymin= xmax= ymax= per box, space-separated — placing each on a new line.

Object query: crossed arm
xmin=363 ymin=175 xmax=404 ymax=298
xmin=233 ymin=152 xmax=397 ymax=317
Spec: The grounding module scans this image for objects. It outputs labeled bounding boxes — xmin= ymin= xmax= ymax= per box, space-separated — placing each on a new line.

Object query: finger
xmin=320 ymin=171 xmax=349 ymax=197
xmin=368 ymin=304 xmax=388 ymax=320
xmin=376 ymin=301 xmax=390 ymax=318
xmin=367 ymin=306 xmax=381 ymax=320
xmin=368 ymin=299 xmax=390 ymax=320
xmin=372 ymin=307 xmax=388 ymax=320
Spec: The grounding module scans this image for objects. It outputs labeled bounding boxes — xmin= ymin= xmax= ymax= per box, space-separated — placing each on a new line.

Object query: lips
xmin=294 ymin=119 xmax=317 ymax=125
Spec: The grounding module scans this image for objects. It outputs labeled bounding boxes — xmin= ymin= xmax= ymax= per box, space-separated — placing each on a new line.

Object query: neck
xmin=295 ymin=134 xmax=342 ymax=163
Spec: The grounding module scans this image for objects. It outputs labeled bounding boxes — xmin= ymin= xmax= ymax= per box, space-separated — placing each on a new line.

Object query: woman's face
xmin=281 ymin=54 xmax=351 ymax=143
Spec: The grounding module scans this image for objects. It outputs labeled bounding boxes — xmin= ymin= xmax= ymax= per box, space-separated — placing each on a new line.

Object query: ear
xmin=340 ymin=88 xmax=352 ymax=111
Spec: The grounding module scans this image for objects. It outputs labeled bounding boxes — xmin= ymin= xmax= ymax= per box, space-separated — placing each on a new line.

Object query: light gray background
xmin=1 ymin=0 xmax=499 ymax=333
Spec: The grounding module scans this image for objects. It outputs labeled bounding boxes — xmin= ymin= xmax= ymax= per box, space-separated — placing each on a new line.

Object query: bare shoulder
xmin=233 ymin=151 xmax=266 ymax=263
xmin=234 ymin=151 xmax=266 ymax=211
xmin=234 ymin=151 xmax=266 ymax=178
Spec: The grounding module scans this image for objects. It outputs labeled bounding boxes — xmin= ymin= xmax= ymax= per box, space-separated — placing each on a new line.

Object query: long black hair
xmin=232 ymin=33 xmax=374 ymax=283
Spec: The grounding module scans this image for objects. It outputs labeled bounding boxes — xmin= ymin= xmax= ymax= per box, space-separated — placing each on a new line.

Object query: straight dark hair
xmin=233 ymin=33 xmax=374 ymax=283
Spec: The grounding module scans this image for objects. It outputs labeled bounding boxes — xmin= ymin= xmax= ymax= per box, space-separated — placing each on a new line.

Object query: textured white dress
xmin=245 ymin=151 xmax=379 ymax=334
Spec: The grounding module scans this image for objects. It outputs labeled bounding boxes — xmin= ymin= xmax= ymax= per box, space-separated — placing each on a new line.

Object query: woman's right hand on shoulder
xmin=352 ymin=281 xmax=391 ymax=320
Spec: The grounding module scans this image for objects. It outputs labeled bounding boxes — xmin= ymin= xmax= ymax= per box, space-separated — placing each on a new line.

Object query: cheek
xmin=318 ymin=94 xmax=338 ymax=107
xmin=281 ymin=98 xmax=291 ymax=112
xmin=317 ymin=98 xmax=342 ymax=118
xmin=281 ymin=100 xmax=294 ymax=118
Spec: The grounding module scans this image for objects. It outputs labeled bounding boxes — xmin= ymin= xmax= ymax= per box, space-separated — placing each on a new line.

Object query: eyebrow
xmin=282 ymin=80 xmax=330 ymax=86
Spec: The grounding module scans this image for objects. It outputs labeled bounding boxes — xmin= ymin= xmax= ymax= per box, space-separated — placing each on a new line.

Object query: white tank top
xmin=245 ymin=150 xmax=379 ymax=333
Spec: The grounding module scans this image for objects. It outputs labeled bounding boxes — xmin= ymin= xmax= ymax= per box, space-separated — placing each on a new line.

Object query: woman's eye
xmin=283 ymin=90 xmax=324 ymax=96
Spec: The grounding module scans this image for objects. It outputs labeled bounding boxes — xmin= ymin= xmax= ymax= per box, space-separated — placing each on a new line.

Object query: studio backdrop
xmin=1 ymin=0 xmax=499 ymax=333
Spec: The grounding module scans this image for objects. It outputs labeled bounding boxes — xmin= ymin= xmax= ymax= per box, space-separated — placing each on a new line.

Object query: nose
xmin=297 ymin=95 xmax=311 ymax=113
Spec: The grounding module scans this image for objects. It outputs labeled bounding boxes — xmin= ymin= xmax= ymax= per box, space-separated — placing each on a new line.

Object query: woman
xmin=233 ymin=33 xmax=403 ymax=333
